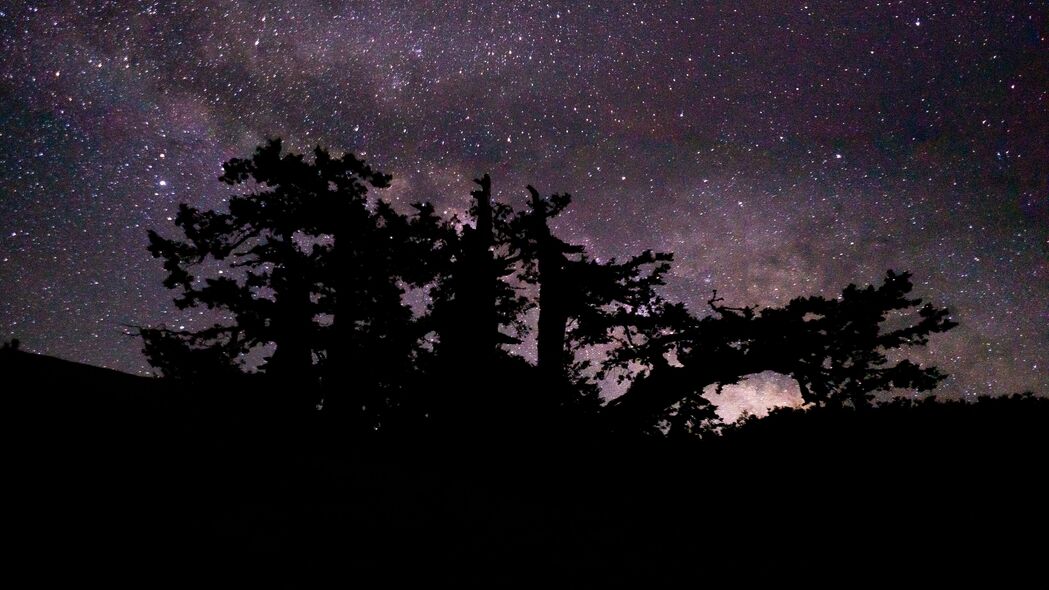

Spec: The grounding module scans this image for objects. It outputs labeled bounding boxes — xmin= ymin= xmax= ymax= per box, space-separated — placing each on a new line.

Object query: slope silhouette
xmin=6 ymin=345 xmax=1046 ymax=583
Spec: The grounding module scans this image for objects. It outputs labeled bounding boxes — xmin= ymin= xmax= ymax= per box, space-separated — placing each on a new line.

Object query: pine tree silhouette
xmin=606 ymin=270 xmax=957 ymax=432
xmin=146 ymin=146 xmax=320 ymax=393
xmin=144 ymin=144 xmax=960 ymax=438
xmin=424 ymin=175 xmax=534 ymax=431
xmin=515 ymin=187 xmax=583 ymax=400
xmin=513 ymin=186 xmax=680 ymax=416
xmin=146 ymin=139 xmax=443 ymax=423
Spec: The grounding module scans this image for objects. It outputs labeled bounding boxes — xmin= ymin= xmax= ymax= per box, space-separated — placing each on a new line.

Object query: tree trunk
xmin=268 ymin=257 xmax=314 ymax=390
xmin=536 ymin=244 xmax=568 ymax=386
xmin=471 ymin=174 xmax=498 ymax=358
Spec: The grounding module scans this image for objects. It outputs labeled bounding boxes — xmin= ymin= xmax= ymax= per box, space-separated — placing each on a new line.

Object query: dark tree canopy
xmin=511 ymin=186 xmax=681 ymax=415
xmin=606 ymin=270 xmax=958 ymax=433
xmin=146 ymin=139 xmax=444 ymax=422
xmin=144 ymin=139 xmax=959 ymax=437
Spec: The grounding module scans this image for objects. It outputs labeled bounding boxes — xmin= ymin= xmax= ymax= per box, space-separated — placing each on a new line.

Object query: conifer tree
xmin=146 ymin=139 xmax=441 ymax=423
xmin=514 ymin=186 xmax=680 ymax=414
xmin=605 ymin=270 xmax=957 ymax=432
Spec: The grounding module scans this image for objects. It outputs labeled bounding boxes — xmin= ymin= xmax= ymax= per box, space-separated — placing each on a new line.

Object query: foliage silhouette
xmin=513 ymin=186 xmax=676 ymax=415
xmin=607 ymin=270 xmax=958 ymax=432
xmin=146 ymin=139 xmax=444 ymax=424
xmin=143 ymin=138 xmax=963 ymax=439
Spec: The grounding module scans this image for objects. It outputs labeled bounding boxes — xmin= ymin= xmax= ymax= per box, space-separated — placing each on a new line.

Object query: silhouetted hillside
xmin=7 ymin=349 xmax=1046 ymax=584
xmin=4 ymin=347 xmax=150 ymax=390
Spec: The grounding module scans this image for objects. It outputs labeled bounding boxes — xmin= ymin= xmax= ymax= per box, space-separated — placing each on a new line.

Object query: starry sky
xmin=0 ymin=1 xmax=1046 ymax=408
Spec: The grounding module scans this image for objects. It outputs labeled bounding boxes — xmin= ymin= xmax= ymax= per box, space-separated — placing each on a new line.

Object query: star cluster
xmin=0 ymin=1 xmax=1045 ymax=401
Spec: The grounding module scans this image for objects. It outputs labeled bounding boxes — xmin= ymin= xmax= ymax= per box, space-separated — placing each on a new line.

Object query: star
xmin=0 ymin=0 xmax=1042 ymax=401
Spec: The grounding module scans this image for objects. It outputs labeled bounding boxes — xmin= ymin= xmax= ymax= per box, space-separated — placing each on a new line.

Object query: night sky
xmin=0 ymin=2 xmax=1046 ymax=411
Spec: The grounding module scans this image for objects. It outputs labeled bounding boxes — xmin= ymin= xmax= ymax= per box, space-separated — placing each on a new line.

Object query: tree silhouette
xmin=420 ymin=175 xmax=536 ymax=430
xmin=146 ymin=173 xmax=318 ymax=390
xmin=144 ymin=141 xmax=960 ymax=437
xmin=517 ymin=186 xmax=582 ymax=389
xmin=138 ymin=325 xmax=243 ymax=384
xmin=146 ymin=139 xmax=442 ymax=422
xmin=513 ymin=186 xmax=682 ymax=416
xmin=430 ymin=175 xmax=528 ymax=365
xmin=745 ymin=270 xmax=957 ymax=408
xmin=605 ymin=270 xmax=957 ymax=433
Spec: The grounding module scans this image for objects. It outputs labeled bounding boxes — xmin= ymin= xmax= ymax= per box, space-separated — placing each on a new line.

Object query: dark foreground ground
xmin=7 ymin=350 xmax=1047 ymax=586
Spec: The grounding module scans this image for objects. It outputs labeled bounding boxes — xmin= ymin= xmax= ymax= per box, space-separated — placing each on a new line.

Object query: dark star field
xmin=0 ymin=2 xmax=1046 ymax=411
